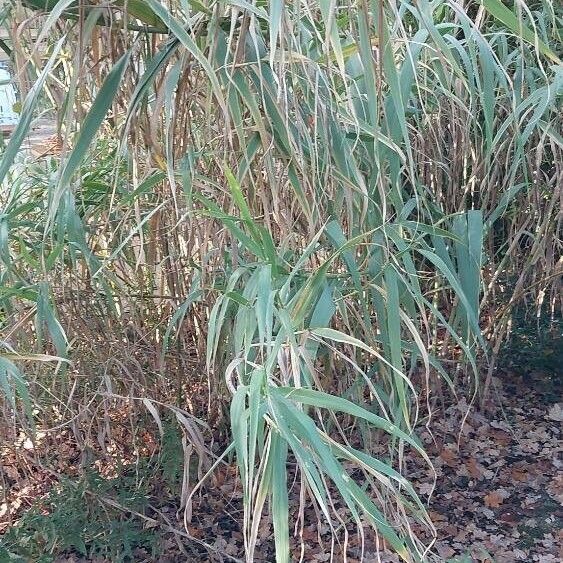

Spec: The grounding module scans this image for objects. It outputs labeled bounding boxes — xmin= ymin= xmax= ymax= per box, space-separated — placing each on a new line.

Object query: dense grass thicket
xmin=0 ymin=0 xmax=561 ymax=561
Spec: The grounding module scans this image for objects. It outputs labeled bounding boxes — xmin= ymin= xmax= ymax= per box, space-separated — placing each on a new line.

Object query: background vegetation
xmin=0 ymin=0 xmax=561 ymax=561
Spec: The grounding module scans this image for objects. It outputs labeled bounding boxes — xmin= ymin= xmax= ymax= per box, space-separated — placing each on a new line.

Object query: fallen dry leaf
xmin=440 ymin=447 xmax=458 ymax=467
xmin=467 ymin=457 xmax=485 ymax=479
xmin=484 ymin=491 xmax=506 ymax=508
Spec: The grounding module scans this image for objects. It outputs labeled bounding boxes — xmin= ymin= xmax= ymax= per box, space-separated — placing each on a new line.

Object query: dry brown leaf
xmin=440 ymin=448 xmax=458 ymax=467
xmin=510 ymin=467 xmax=528 ymax=482
xmin=484 ymin=491 xmax=505 ymax=508
xmin=467 ymin=457 xmax=485 ymax=479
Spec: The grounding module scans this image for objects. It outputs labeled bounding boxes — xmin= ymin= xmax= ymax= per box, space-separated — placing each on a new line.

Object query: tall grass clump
xmin=1 ymin=0 xmax=561 ymax=560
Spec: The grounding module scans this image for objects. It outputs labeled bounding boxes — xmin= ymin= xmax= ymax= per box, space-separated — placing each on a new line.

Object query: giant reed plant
xmin=1 ymin=0 xmax=561 ymax=560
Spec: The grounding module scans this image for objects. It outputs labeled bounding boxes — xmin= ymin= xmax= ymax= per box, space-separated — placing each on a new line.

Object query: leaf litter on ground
xmin=0 ymin=366 xmax=561 ymax=562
